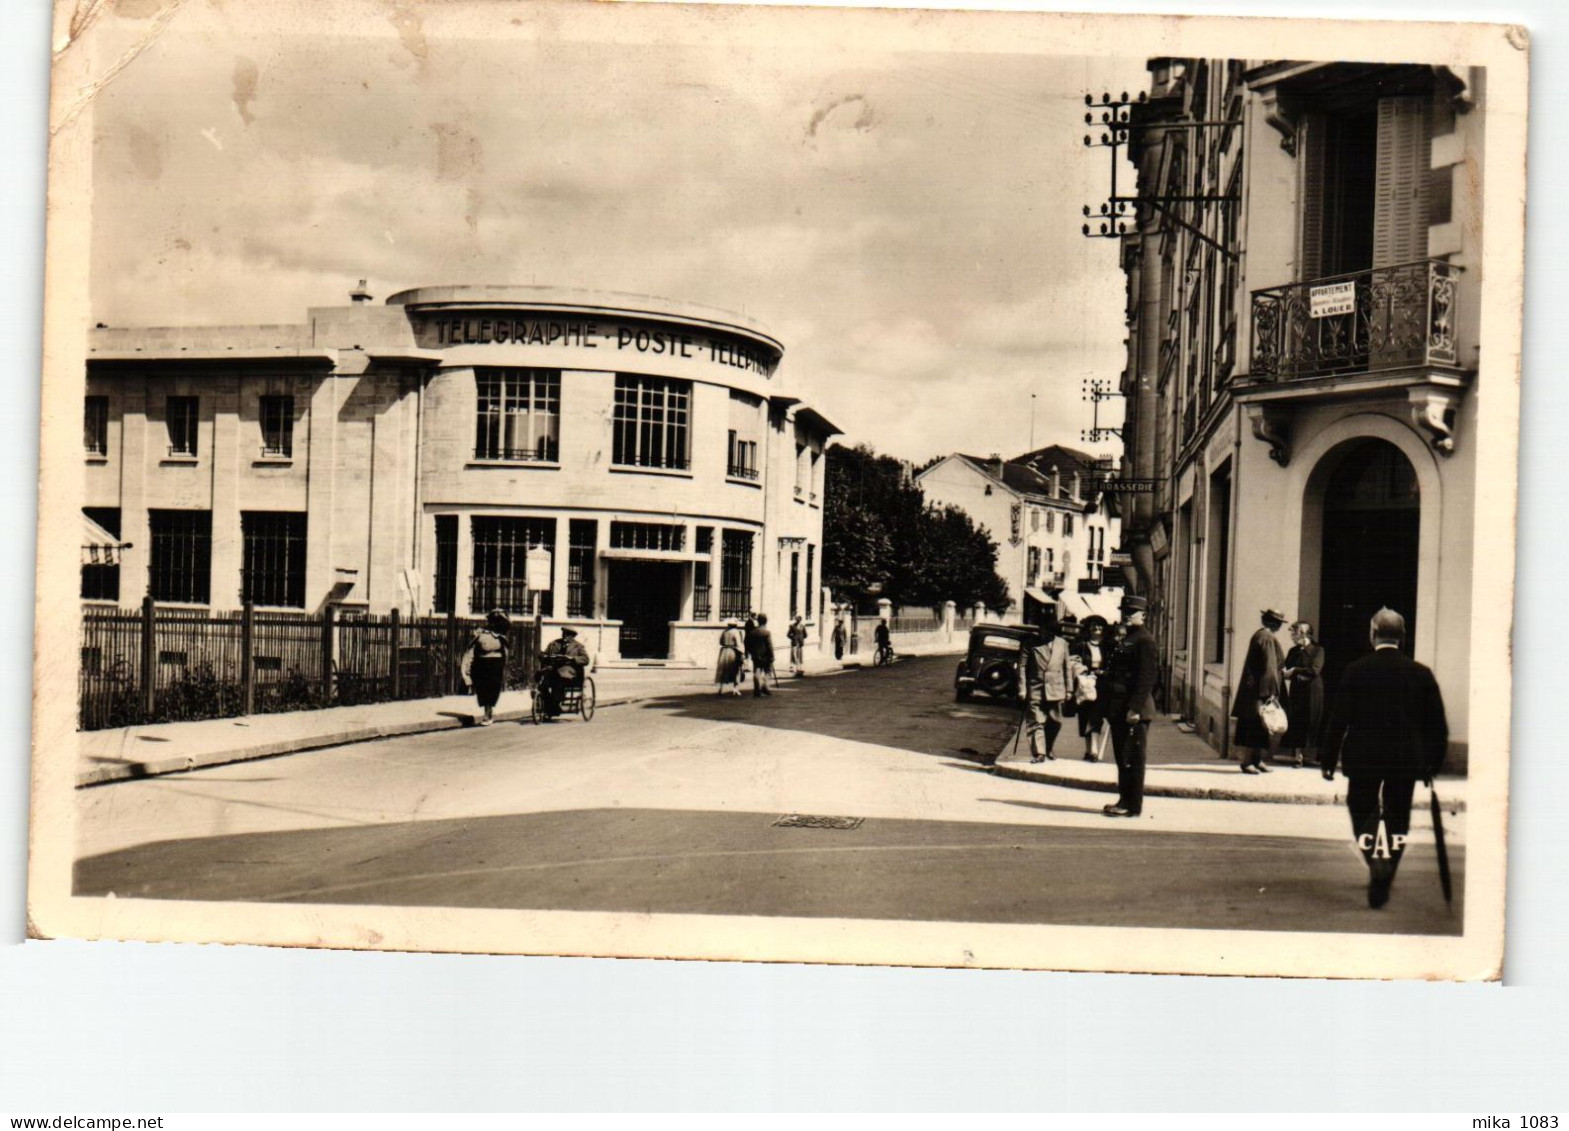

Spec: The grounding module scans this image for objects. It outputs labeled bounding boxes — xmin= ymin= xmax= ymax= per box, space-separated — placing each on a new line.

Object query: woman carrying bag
xmin=1232 ymin=607 xmax=1288 ymax=773
xmin=463 ymin=608 xmax=511 ymax=726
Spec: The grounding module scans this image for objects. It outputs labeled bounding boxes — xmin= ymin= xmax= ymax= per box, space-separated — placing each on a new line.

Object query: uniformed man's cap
xmin=1120 ymin=595 xmax=1148 ymax=613
xmin=560 ymin=627 xmax=578 ymax=638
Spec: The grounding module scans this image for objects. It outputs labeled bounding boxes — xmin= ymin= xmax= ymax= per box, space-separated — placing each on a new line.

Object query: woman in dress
xmin=1071 ymin=617 xmax=1110 ymax=762
xmin=1282 ymin=621 xmax=1326 ymax=768
xmin=464 ymin=608 xmax=511 ymax=726
xmin=715 ymin=619 xmax=746 ymax=696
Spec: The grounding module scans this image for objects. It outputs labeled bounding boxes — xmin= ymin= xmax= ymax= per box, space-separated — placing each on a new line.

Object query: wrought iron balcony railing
xmin=1251 ymin=259 xmax=1461 ymax=382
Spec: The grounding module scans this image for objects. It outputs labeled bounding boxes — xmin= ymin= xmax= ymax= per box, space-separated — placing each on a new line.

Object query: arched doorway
xmin=1317 ymin=438 xmax=1420 ymax=690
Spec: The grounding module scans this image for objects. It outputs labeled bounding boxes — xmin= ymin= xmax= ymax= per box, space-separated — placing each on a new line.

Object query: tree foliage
xmin=823 ymin=444 xmax=1010 ymax=612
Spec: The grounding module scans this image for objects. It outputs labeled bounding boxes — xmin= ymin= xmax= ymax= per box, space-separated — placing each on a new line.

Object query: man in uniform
xmin=1102 ymin=594 xmax=1159 ymax=818
xmin=1321 ymin=607 xmax=1448 ymax=909
xmin=538 ymin=626 xmax=591 ymax=718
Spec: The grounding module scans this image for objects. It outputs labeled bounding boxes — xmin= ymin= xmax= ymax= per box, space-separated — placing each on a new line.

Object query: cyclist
xmin=874 ymin=618 xmax=894 ymax=664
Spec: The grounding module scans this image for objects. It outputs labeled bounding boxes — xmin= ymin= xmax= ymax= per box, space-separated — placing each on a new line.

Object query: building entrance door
xmin=1317 ymin=438 xmax=1420 ymax=691
xmin=606 ymin=561 xmax=684 ymax=659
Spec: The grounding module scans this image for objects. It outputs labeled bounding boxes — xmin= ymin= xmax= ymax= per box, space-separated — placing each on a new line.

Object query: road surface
xmin=75 ymin=656 xmax=1463 ymax=934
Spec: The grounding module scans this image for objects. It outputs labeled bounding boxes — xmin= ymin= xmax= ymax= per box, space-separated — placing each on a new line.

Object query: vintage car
xmin=954 ymin=623 xmax=1038 ymax=702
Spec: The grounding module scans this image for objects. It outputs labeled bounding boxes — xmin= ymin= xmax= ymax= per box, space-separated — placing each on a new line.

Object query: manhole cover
xmin=773 ymin=814 xmax=864 ymax=830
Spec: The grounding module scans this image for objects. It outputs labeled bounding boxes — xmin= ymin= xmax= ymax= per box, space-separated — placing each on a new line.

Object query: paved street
xmin=75 ymin=656 xmax=1463 ymax=935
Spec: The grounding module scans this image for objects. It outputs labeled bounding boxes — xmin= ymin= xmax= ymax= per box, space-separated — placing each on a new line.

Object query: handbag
xmin=1259 ymin=695 xmax=1289 ymax=737
xmin=1075 ymin=670 xmax=1098 ymax=704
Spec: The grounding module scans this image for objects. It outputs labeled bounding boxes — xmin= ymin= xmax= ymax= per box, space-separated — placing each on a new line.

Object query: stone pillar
xmin=208 ymin=379 xmax=242 ymax=609
xmin=942 ymin=600 xmax=956 ymax=641
xmin=876 ymin=597 xmax=893 ymax=625
xmin=972 ymin=602 xmax=986 ymax=625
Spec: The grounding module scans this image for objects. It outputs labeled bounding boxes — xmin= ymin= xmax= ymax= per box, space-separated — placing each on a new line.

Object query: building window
xmin=809 ymin=449 xmax=822 ymax=503
xmin=1030 ymin=510 xmax=1040 ymax=533
xmin=84 ymin=396 xmax=108 ymax=457
xmin=148 ymin=509 xmax=211 ymax=604
xmin=613 ymin=374 xmax=689 ymax=470
xmin=433 ymin=515 xmax=457 ymax=614
xmin=805 ymin=544 xmax=815 ymax=618
xmin=81 ymin=507 xmax=120 ymax=601
xmin=260 ymin=395 xmax=294 ymax=458
xmin=1046 ymin=511 xmax=1055 ymax=533
xmin=720 ymin=530 xmax=753 ymax=619
xmin=693 ymin=527 xmax=714 ymax=621
xmin=610 ymin=522 xmax=684 ymax=553
xmin=794 ymin=443 xmax=807 ymax=497
xmin=567 ymin=519 xmax=597 ymax=618
xmin=727 ymin=391 xmax=761 ymax=479
xmin=476 ymin=368 xmax=560 ymax=461
xmin=1027 ymin=546 xmax=1042 ymax=583
xmin=166 ymin=396 xmax=198 ymax=457
xmin=727 ymin=431 xmax=759 ymax=479
xmin=241 ymin=511 xmax=307 ymax=608
xmin=789 ymin=550 xmax=801 ymax=619
xmin=1064 ymin=514 xmax=1075 ymax=538
xmin=471 ymin=516 xmax=555 ymax=615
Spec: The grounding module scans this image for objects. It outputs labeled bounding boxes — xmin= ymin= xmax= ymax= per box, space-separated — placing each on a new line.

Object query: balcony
xmin=1250 ymin=259 xmax=1462 ymax=382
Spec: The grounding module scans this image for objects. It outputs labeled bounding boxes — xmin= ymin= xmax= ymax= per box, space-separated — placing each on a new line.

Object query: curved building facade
xmin=83 ymin=285 xmax=840 ymax=665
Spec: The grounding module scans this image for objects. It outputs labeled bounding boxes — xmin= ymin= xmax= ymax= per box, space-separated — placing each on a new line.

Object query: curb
xmin=78 ymin=687 xmax=664 ymax=787
xmin=989 ymin=762 xmax=1468 ymax=812
xmin=77 ymin=668 xmax=847 ymax=787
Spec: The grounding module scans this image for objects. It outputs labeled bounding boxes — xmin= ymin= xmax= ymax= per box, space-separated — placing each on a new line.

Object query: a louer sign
xmin=1310 ymin=280 xmax=1356 ymax=318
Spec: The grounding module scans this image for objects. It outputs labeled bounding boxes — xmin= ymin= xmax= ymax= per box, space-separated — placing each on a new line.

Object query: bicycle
xmin=873 ymin=642 xmax=896 ymax=666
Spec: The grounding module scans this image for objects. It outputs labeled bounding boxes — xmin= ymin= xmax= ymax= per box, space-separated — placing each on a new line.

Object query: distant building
xmin=81 ymin=284 xmax=840 ymax=665
xmin=1113 ymin=59 xmax=1484 ymax=766
xmin=917 ymin=445 xmax=1122 ymax=624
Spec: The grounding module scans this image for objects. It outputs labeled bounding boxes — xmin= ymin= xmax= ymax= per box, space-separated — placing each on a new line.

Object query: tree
xmin=823 ymin=444 xmax=1011 ymax=611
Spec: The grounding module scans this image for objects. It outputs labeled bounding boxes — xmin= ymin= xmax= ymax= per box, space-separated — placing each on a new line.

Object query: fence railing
xmin=1250 ymin=259 xmax=1462 ymax=382
xmin=78 ymin=598 xmax=540 ymax=731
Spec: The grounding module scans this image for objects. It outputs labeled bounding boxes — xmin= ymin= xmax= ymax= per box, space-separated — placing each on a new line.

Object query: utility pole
xmin=1028 ymin=393 xmax=1036 ymax=452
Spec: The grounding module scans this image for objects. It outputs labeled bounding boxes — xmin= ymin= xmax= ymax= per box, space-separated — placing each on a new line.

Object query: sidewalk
xmin=77 ymin=665 xmax=723 ymax=787
xmin=992 ymin=715 xmax=1468 ymax=811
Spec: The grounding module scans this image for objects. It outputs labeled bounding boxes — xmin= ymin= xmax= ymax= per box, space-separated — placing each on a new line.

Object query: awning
xmin=1023 ymin=586 xmax=1054 ymax=606
xmin=1060 ymin=589 xmax=1124 ymax=624
xmin=82 ymin=514 xmax=129 ymax=566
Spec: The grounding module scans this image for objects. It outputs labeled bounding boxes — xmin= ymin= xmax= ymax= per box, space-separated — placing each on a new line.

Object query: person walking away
xmin=1072 ymin=618 xmax=1110 ymax=762
xmin=831 ymin=615 xmax=848 ymax=661
xmin=1321 ymin=607 xmax=1448 ymax=909
xmin=1102 ymin=595 xmax=1158 ymax=817
xmin=464 ymin=608 xmax=511 ymax=726
xmin=787 ymin=615 xmax=808 ymax=677
xmin=1016 ymin=614 xmax=1072 ymax=763
xmin=1232 ymin=607 xmax=1288 ymax=773
xmin=1282 ymin=621 xmax=1327 ymax=768
xmin=537 ymin=626 xmax=590 ymax=719
xmin=715 ymin=619 xmax=746 ymax=696
xmin=748 ymin=613 xmax=776 ymax=697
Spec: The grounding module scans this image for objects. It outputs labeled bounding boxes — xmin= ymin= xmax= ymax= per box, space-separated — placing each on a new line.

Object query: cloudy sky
xmin=86 ymin=1 xmax=1140 ymax=465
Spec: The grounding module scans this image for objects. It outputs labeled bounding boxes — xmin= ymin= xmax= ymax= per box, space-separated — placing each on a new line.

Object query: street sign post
xmin=526 ymin=547 xmax=552 ymax=623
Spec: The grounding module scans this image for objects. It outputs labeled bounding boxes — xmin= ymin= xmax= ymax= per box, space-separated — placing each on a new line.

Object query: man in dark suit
xmin=1321 ymin=607 xmax=1449 ymax=909
xmin=1102 ymin=594 xmax=1159 ymax=818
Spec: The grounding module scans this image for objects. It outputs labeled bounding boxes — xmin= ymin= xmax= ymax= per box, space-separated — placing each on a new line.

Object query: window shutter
xmin=1373 ymin=96 xmax=1431 ymax=267
xmin=1296 ymin=112 xmax=1327 ymax=282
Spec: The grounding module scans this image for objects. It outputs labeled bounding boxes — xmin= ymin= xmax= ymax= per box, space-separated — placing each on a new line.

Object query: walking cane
xmin=1430 ymin=783 xmax=1454 ymax=905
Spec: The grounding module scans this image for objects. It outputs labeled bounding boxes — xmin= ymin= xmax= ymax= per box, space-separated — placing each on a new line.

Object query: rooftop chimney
xmin=350 ymin=279 xmax=374 ymax=304
xmin=1051 ymin=466 xmax=1061 ymax=497
xmin=989 ymin=453 xmax=1005 ymax=478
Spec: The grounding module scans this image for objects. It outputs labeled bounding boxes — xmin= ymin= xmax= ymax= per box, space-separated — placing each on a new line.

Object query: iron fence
xmin=1250 ymin=258 xmax=1462 ymax=382
xmin=78 ymin=599 xmax=540 ymax=731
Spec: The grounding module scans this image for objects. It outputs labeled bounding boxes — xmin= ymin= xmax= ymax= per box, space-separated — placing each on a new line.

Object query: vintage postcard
xmin=28 ymin=0 xmax=1526 ymax=979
